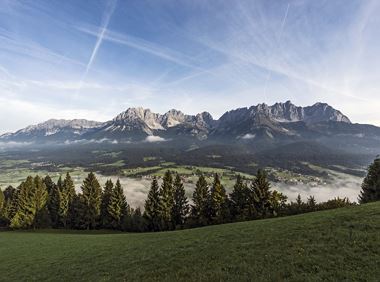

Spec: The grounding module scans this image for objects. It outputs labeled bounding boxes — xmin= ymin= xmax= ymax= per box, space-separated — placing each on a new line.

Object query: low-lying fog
xmin=72 ymin=171 xmax=362 ymax=209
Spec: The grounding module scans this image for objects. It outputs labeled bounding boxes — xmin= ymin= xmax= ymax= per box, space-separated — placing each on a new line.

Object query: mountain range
xmin=1 ymin=101 xmax=379 ymax=154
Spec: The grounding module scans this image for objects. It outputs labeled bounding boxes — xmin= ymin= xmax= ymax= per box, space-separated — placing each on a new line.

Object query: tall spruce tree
xmin=45 ymin=176 xmax=60 ymax=227
xmin=230 ymin=175 xmax=250 ymax=220
xmin=144 ymin=177 xmax=161 ymax=231
xmin=159 ymin=171 xmax=174 ymax=230
xmin=0 ymin=188 xmax=5 ymax=225
xmin=33 ymin=176 xmax=50 ymax=228
xmin=101 ymin=179 xmax=114 ymax=228
xmin=108 ymin=179 xmax=128 ymax=230
xmin=250 ymin=170 xmax=273 ymax=218
xmin=307 ymin=196 xmax=317 ymax=211
xmin=11 ymin=177 xmax=35 ymax=229
xmin=57 ymin=173 xmax=75 ymax=228
xmin=359 ymin=158 xmax=380 ymax=204
xmin=171 ymin=174 xmax=189 ymax=228
xmin=192 ymin=175 xmax=209 ymax=225
xmin=209 ymin=174 xmax=229 ymax=223
xmin=11 ymin=176 xmax=49 ymax=229
xmin=3 ymin=186 xmax=17 ymax=225
xmin=0 ymin=188 xmax=4 ymax=212
xmin=81 ymin=172 xmax=102 ymax=230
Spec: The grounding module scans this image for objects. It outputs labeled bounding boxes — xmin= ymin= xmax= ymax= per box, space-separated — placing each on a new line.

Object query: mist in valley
xmin=70 ymin=171 xmax=363 ymax=209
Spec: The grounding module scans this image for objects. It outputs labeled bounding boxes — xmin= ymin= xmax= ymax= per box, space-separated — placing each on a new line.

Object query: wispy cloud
xmin=77 ymin=25 xmax=201 ymax=70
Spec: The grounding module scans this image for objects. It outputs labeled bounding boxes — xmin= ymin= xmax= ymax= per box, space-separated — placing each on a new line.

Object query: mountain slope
xmin=1 ymin=202 xmax=379 ymax=281
xmin=0 ymin=119 xmax=102 ymax=142
xmin=1 ymin=102 xmax=378 ymax=154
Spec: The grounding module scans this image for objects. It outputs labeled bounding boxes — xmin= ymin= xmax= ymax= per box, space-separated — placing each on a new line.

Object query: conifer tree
xmin=359 ymin=158 xmax=380 ymax=204
xmin=209 ymin=174 xmax=229 ymax=223
xmin=144 ymin=177 xmax=161 ymax=231
xmin=33 ymin=176 xmax=50 ymax=228
xmin=0 ymin=188 xmax=4 ymax=212
xmin=230 ymin=175 xmax=250 ymax=220
xmin=192 ymin=175 xmax=209 ymax=225
xmin=0 ymin=188 xmax=5 ymax=226
xmin=101 ymin=179 xmax=114 ymax=228
xmin=159 ymin=170 xmax=174 ymax=230
xmin=57 ymin=173 xmax=75 ymax=228
xmin=171 ymin=174 xmax=189 ymax=228
xmin=108 ymin=179 xmax=128 ymax=229
xmin=270 ymin=190 xmax=288 ymax=215
xmin=307 ymin=196 xmax=317 ymax=211
xmin=250 ymin=170 xmax=273 ymax=218
xmin=81 ymin=172 xmax=102 ymax=230
xmin=11 ymin=176 xmax=49 ymax=229
xmin=65 ymin=173 xmax=77 ymax=228
xmin=45 ymin=176 xmax=59 ymax=227
xmin=3 ymin=185 xmax=16 ymax=202
xmin=11 ymin=176 xmax=36 ymax=228
xmin=3 ymin=186 xmax=17 ymax=224
xmin=64 ymin=173 xmax=76 ymax=200
xmin=70 ymin=193 xmax=86 ymax=230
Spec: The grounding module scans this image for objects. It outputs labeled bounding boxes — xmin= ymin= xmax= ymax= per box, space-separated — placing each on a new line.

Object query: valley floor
xmin=0 ymin=202 xmax=379 ymax=281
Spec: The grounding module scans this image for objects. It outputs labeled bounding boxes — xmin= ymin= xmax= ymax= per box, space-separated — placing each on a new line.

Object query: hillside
xmin=0 ymin=202 xmax=379 ymax=281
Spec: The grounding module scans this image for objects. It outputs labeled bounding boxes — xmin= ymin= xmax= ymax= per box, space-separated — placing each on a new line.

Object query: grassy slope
xmin=0 ymin=203 xmax=379 ymax=281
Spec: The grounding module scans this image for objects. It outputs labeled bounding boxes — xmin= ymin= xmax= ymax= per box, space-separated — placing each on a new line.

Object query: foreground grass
xmin=1 ymin=203 xmax=379 ymax=281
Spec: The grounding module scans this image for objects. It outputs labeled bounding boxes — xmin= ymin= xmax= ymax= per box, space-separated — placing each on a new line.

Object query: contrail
xmin=77 ymin=0 xmax=117 ymax=92
xmin=264 ymin=3 xmax=290 ymax=98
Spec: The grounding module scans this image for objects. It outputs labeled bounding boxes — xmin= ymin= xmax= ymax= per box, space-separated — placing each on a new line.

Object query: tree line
xmin=0 ymin=158 xmax=379 ymax=232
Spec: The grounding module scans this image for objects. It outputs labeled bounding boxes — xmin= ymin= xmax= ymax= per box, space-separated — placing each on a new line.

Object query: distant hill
xmin=0 ymin=202 xmax=379 ymax=281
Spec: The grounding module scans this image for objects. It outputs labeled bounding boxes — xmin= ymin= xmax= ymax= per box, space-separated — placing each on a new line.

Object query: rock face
xmin=217 ymin=101 xmax=350 ymax=125
xmin=212 ymin=101 xmax=351 ymax=139
xmin=0 ymin=101 xmax=359 ymax=143
xmin=92 ymin=108 xmax=215 ymax=140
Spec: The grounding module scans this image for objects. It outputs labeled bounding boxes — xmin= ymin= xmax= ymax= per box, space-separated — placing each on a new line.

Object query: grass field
xmin=0 ymin=202 xmax=379 ymax=281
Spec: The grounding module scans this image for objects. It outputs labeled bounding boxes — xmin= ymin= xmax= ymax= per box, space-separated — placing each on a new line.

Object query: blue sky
xmin=0 ymin=0 xmax=379 ymax=132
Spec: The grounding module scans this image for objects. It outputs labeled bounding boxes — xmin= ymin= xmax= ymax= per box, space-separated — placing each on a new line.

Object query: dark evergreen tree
xmin=250 ymin=170 xmax=273 ymax=218
xmin=101 ymin=179 xmax=114 ymax=228
xmin=270 ymin=190 xmax=288 ymax=215
xmin=296 ymin=194 xmax=304 ymax=213
xmin=0 ymin=188 xmax=5 ymax=226
xmin=11 ymin=176 xmax=48 ymax=229
xmin=3 ymin=186 xmax=16 ymax=202
xmin=33 ymin=176 xmax=50 ymax=228
xmin=159 ymin=171 xmax=174 ymax=230
xmin=3 ymin=186 xmax=17 ymax=225
xmin=70 ymin=194 xmax=86 ymax=230
xmin=307 ymin=196 xmax=317 ymax=211
xmin=144 ymin=177 xmax=161 ymax=231
xmin=230 ymin=175 xmax=250 ymax=220
xmin=209 ymin=174 xmax=229 ymax=223
xmin=81 ymin=172 xmax=102 ymax=230
xmin=359 ymin=158 xmax=380 ymax=204
xmin=0 ymin=188 xmax=4 ymax=212
xmin=45 ymin=176 xmax=60 ymax=228
xmin=57 ymin=173 xmax=76 ymax=228
xmin=108 ymin=179 xmax=128 ymax=229
xmin=123 ymin=208 xmax=146 ymax=232
xmin=171 ymin=174 xmax=189 ymax=228
xmin=191 ymin=175 xmax=209 ymax=226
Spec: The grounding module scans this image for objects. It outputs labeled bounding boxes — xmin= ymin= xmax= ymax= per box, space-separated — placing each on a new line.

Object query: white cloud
xmin=144 ymin=135 xmax=167 ymax=143
xmin=241 ymin=133 xmax=256 ymax=140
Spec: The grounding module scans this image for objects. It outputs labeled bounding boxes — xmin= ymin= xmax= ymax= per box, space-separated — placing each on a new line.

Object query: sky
xmin=0 ymin=0 xmax=379 ymax=133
